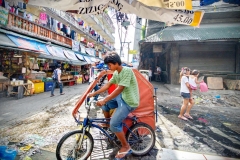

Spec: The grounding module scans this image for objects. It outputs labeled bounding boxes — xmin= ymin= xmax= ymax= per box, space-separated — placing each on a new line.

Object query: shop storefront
xmin=0 ymin=31 xmax=89 ymax=99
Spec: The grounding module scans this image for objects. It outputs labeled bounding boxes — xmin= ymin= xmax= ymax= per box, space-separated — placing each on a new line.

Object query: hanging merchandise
xmin=39 ymin=12 xmax=47 ymax=24
xmin=43 ymin=61 xmax=49 ymax=71
xmin=33 ymin=58 xmax=39 ymax=70
xmin=66 ymin=26 xmax=71 ymax=36
xmin=63 ymin=63 xmax=69 ymax=69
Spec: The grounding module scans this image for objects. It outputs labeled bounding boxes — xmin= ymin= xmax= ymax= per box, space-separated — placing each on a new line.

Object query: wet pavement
xmin=154 ymin=82 xmax=240 ymax=159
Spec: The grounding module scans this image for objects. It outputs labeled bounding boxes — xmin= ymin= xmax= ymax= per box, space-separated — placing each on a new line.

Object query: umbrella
xmin=7 ymin=0 xmax=204 ymax=27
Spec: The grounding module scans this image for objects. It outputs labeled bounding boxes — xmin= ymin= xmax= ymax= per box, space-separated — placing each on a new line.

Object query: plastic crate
xmin=34 ymin=82 xmax=44 ymax=94
xmin=44 ymin=81 xmax=54 ymax=92
xmin=71 ymin=71 xmax=79 ymax=75
xmin=69 ymin=81 xmax=75 ymax=86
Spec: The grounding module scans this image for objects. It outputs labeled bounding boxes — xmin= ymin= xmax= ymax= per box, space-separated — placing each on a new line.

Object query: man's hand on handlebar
xmin=88 ymin=93 xmax=95 ymax=98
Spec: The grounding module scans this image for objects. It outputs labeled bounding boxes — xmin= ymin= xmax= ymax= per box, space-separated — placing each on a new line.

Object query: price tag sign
xmin=171 ymin=10 xmax=204 ymax=27
xmin=138 ymin=0 xmax=192 ymax=10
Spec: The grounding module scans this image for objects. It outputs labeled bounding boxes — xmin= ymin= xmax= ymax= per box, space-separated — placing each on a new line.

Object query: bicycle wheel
xmin=56 ymin=130 xmax=94 ymax=160
xmin=126 ymin=123 xmax=155 ymax=156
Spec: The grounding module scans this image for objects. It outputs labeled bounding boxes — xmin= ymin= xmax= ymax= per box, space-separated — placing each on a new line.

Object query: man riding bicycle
xmin=88 ymin=52 xmax=139 ymax=160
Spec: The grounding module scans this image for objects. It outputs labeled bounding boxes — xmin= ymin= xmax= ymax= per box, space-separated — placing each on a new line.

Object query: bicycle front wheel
xmin=56 ymin=130 xmax=94 ymax=160
xmin=126 ymin=123 xmax=156 ymax=156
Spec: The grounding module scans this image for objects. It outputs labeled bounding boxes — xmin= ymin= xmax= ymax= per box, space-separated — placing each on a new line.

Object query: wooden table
xmin=7 ymin=83 xmax=32 ymax=99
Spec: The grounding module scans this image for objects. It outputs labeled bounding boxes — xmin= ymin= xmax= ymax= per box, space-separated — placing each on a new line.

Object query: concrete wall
xmin=169 ymin=44 xmax=179 ymax=84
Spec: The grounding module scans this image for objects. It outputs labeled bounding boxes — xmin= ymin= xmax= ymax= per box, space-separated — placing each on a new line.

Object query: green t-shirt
xmin=109 ymin=67 xmax=139 ymax=107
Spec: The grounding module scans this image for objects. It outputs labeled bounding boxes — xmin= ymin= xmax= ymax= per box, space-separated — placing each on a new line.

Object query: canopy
xmin=83 ymin=56 xmax=93 ymax=64
xmin=7 ymin=0 xmax=204 ymax=27
xmin=0 ymin=33 xmax=18 ymax=47
xmin=63 ymin=49 xmax=85 ymax=65
xmin=75 ymin=53 xmax=85 ymax=61
xmin=46 ymin=45 xmax=71 ymax=62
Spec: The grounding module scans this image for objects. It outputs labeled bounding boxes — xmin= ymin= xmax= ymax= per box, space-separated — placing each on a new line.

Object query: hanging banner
xmin=8 ymin=0 xmax=204 ymax=27
xmin=0 ymin=6 xmax=9 ymax=26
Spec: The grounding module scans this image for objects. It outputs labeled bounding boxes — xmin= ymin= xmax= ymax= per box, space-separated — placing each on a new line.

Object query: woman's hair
xmin=191 ymin=70 xmax=199 ymax=75
xmin=179 ymin=67 xmax=190 ymax=83
xmin=104 ymin=51 xmax=122 ymax=65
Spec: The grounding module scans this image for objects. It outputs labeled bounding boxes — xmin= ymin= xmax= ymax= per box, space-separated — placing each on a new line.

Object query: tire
xmin=126 ymin=123 xmax=156 ymax=156
xmin=56 ymin=130 xmax=94 ymax=160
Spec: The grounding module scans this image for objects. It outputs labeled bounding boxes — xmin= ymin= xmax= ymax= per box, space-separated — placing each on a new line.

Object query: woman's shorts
xmin=181 ymin=92 xmax=190 ymax=99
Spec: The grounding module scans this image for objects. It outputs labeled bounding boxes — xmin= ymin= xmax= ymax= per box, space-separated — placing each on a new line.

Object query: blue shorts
xmin=181 ymin=92 xmax=190 ymax=99
xmin=101 ymin=94 xmax=136 ymax=133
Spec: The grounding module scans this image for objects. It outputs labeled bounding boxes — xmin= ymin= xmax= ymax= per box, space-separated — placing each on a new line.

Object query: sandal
xmin=184 ymin=114 xmax=193 ymax=120
xmin=114 ymin=149 xmax=132 ymax=160
xmin=178 ymin=116 xmax=188 ymax=121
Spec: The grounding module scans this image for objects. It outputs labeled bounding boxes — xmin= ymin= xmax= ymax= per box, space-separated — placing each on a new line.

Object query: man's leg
xmin=110 ymin=96 xmax=134 ymax=158
xmin=51 ymin=81 xmax=56 ymax=96
xmin=58 ymin=82 xmax=63 ymax=94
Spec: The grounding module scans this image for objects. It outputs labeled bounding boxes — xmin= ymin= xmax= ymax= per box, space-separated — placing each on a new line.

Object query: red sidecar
xmin=72 ymin=69 xmax=155 ymax=131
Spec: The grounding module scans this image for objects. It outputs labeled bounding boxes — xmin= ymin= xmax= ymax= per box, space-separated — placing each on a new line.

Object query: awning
xmin=89 ymin=57 xmax=96 ymax=62
xmin=63 ymin=49 xmax=85 ymax=65
xmin=0 ymin=33 xmax=17 ymax=47
xmin=85 ymin=48 xmax=95 ymax=56
xmin=36 ymin=42 xmax=53 ymax=59
xmin=75 ymin=52 xmax=85 ymax=61
xmin=83 ymin=56 xmax=92 ymax=64
xmin=46 ymin=45 xmax=70 ymax=62
xmin=7 ymin=34 xmax=41 ymax=52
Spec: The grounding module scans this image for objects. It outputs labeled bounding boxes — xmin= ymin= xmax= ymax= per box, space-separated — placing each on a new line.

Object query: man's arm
xmin=104 ymin=85 xmax=124 ymax=102
xmin=90 ymin=82 xmax=112 ymax=97
xmin=58 ymin=71 xmax=61 ymax=82
xmin=97 ymin=70 xmax=114 ymax=80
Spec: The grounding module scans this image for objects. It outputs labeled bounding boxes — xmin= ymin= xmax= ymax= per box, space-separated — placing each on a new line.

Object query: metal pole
xmin=127 ymin=42 xmax=130 ymax=63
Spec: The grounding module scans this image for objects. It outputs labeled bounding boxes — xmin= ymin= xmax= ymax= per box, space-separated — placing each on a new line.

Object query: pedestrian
xmin=51 ymin=64 xmax=65 ymax=97
xmin=148 ymin=67 xmax=152 ymax=81
xmin=87 ymin=62 xmax=100 ymax=104
xmin=88 ymin=52 xmax=139 ymax=160
xmin=156 ymin=66 xmax=161 ymax=74
xmin=178 ymin=67 xmax=194 ymax=120
xmin=189 ymin=69 xmax=203 ymax=90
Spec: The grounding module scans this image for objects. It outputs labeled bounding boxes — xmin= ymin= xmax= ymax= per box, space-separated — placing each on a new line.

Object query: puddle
xmin=159 ymin=105 xmax=240 ymax=158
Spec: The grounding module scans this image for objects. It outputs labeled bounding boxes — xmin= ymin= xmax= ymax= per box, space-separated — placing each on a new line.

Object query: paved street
xmin=0 ymin=82 xmax=240 ymax=159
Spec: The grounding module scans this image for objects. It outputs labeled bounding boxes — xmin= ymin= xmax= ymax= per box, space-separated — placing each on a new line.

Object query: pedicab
xmin=56 ymin=69 xmax=156 ymax=160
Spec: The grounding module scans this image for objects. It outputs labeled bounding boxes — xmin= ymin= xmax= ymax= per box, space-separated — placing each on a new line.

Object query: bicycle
xmin=56 ymin=99 xmax=156 ymax=160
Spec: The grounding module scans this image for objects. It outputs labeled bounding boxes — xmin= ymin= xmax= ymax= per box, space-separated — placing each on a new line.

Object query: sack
xmin=200 ymin=82 xmax=208 ymax=92
xmin=52 ymin=69 xmax=58 ymax=81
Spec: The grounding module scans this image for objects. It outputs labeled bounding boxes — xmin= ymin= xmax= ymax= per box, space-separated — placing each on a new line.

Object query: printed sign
xmin=16 ymin=0 xmax=204 ymax=26
xmin=137 ymin=0 xmax=192 ymax=10
xmin=129 ymin=50 xmax=138 ymax=54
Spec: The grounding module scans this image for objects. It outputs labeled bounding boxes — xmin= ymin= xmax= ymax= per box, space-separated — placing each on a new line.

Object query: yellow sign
xmin=129 ymin=50 xmax=138 ymax=54
xmin=138 ymin=0 xmax=192 ymax=10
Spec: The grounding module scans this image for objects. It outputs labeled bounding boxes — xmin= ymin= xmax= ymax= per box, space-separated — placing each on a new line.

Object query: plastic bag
xmin=200 ymin=82 xmax=208 ymax=92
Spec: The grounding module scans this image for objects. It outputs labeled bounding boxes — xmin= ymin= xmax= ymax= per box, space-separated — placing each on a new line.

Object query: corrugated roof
xmin=145 ymin=23 xmax=240 ymax=42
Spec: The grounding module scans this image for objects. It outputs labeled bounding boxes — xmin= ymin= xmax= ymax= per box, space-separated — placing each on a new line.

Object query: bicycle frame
xmin=81 ymin=116 xmax=140 ymax=143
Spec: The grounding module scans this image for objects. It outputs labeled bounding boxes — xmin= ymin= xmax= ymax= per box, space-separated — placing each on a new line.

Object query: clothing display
xmin=39 ymin=12 xmax=47 ymax=24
